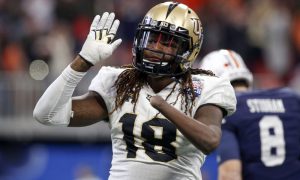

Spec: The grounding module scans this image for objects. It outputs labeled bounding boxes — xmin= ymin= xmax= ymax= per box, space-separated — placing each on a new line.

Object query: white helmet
xmin=200 ymin=49 xmax=253 ymax=87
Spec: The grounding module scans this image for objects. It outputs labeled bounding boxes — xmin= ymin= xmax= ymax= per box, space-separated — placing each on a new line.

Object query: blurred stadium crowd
xmin=0 ymin=0 xmax=300 ymax=136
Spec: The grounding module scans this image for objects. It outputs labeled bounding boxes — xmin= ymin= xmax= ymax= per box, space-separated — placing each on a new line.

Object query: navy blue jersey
xmin=217 ymin=88 xmax=300 ymax=180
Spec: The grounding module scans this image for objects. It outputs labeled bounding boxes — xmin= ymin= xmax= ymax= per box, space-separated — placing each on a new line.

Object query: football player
xmin=33 ymin=2 xmax=236 ymax=180
xmin=200 ymin=49 xmax=300 ymax=180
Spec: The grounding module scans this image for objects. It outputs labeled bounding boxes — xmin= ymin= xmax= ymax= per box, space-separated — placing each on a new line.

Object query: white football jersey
xmin=89 ymin=66 xmax=236 ymax=180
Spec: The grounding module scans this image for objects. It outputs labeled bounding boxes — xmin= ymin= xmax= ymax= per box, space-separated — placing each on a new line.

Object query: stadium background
xmin=0 ymin=0 xmax=299 ymax=179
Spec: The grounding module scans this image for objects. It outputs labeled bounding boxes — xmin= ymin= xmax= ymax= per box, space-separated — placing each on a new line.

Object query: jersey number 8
xmin=259 ymin=115 xmax=286 ymax=167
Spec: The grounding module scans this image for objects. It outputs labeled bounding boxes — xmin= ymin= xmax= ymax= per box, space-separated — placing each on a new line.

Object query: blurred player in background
xmin=33 ymin=2 xmax=236 ymax=180
xmin=200 ymin=49 xmax=300 ymax=180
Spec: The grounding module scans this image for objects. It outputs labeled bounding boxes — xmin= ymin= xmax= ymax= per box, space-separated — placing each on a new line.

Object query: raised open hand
xmin=79 ymin=12 xmax=122 ymax=65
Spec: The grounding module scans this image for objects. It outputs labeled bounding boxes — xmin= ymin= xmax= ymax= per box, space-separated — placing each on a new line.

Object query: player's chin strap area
xmin=133 ymin=51 xmax=191 ymax=77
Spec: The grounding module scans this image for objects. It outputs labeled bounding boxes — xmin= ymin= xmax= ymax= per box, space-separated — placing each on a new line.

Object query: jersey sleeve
xmin=88 ymin=66 xmax=123 ymax=112
xmin=216 ymin=129 xmax=241 ymax=164
xmin=194 ymin=76 xmax=237 ymax=116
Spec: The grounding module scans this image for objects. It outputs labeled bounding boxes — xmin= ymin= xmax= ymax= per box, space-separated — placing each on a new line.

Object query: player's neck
xmin=147 ymin=76 xmax=174 ymax=93
xmin=234 ymin=85 xmax=249 ymax=92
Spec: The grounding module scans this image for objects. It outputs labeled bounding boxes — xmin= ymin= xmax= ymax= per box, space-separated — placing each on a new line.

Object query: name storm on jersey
xmin=247 ymin=99 xmax=285 ymax=113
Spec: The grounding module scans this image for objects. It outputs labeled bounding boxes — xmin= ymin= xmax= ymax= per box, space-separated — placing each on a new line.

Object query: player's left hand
xmin=149 ymin=95 xmax=165 ymax=109
xmin=79 ymin=12 xmax=122 ymax=65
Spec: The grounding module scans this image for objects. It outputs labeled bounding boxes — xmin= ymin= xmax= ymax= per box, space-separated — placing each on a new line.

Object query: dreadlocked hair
xmin=177 ymin=68 xmax=215 ymax=115
xmin=110 ymin=64 xmax=146 ymax=114
xmin=110 ymin=65 xmax=215 ymax=115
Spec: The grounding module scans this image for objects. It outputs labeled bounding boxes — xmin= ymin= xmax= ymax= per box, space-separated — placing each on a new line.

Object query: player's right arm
xmin=33 ymin=12 xmax=122 ymax=127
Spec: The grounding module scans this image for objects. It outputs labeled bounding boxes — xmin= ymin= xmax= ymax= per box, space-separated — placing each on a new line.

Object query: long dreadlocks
xmin=110 ymin=64 xmax=215 ymax=115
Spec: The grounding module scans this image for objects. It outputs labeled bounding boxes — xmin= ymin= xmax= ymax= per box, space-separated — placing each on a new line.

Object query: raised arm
xmin=33 ymin=12 xmax=122 ymax=127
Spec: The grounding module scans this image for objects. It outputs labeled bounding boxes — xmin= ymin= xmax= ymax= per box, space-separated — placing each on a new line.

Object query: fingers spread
xmin=111 ymin=39 xmax=122 ymax=50
xmin=109 ymin=19 xmax=120 ymax=36
xmin=90 ymin=15 xmax=100 ymax=31
xmin=97 ymin=12 xmax=109 ymax=29
xmin=90 ymin=12 xmax=120 ymax=43
xmin=104 ymin=13 xmax=115 ymax=30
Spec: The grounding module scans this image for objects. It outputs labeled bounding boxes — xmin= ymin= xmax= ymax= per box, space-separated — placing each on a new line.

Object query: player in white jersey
xmin=33 ymin=2 xmax=236 ymax=180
